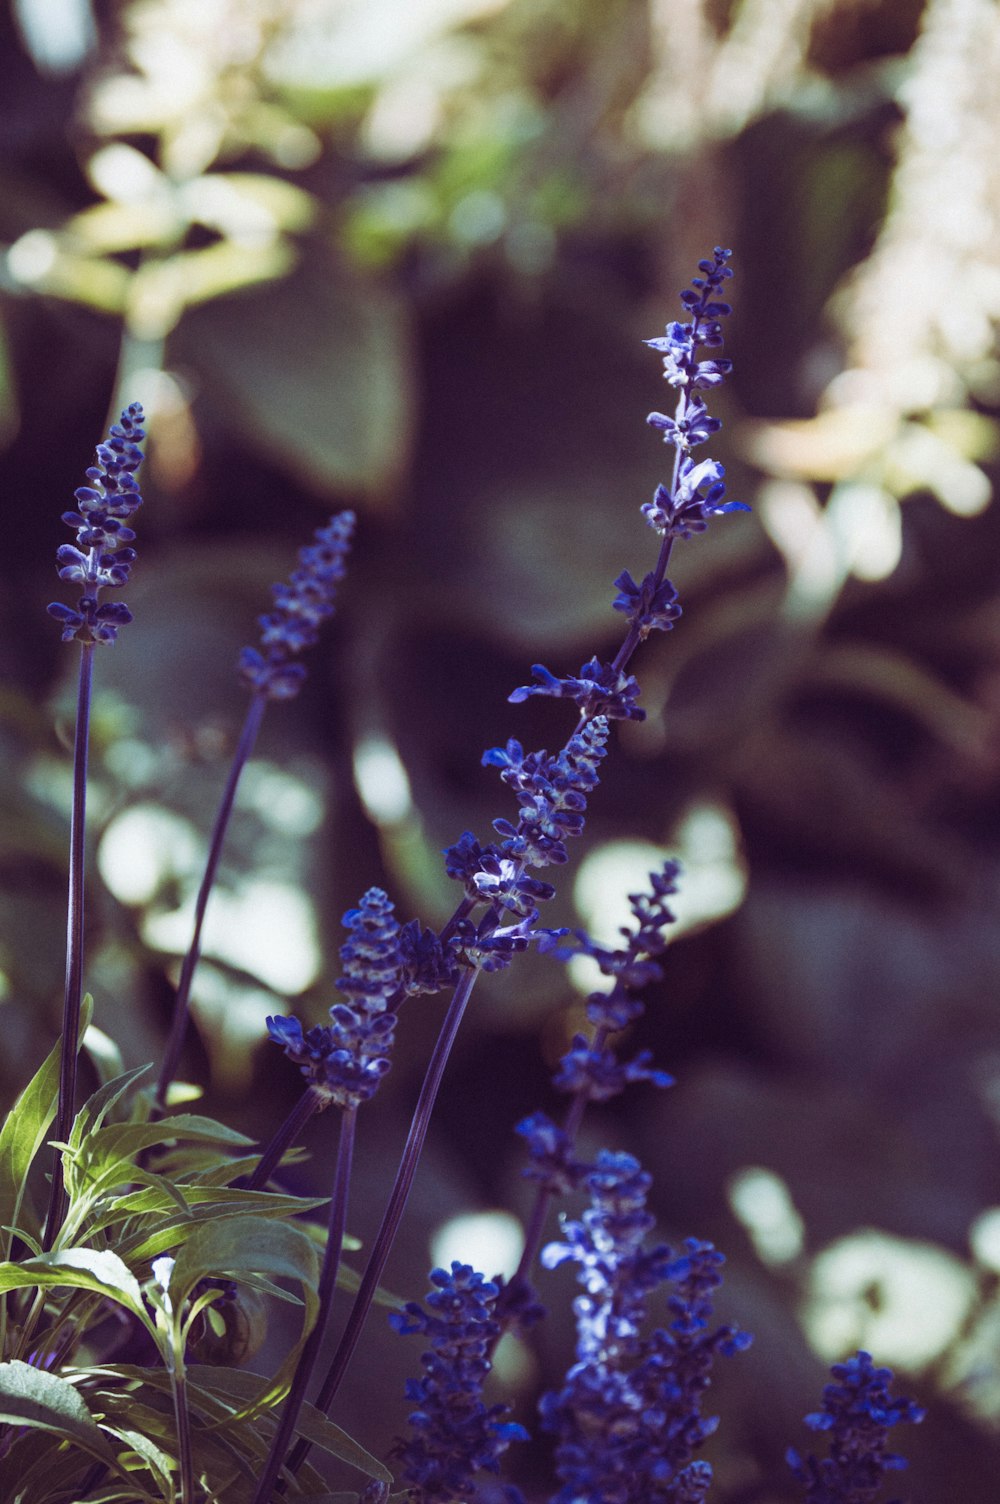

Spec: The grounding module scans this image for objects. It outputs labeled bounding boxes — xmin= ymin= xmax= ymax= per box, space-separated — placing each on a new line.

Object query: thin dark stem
xmin=246 ymin=1088 xmax=321 ymax=1191
xmin=154 ymin=690 xmax=268 ymax=1112
xmin=286 ymin=967 xmax=479 ymax=1479
xmin=43 ymin=642 xmax=95 ymax=1251
xmin=252 ymin=1108 xmax=357 ymax=1504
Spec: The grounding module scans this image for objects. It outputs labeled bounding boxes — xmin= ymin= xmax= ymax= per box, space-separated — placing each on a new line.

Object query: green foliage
xmin=0 ymin=1059 xmax=343 ymax=1500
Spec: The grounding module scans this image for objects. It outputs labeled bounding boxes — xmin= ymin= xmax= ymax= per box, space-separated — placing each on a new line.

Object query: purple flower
xmin=543 ymin=861 xmax=680 ymax=1032
xmin=443 ymin=832 xmax=556 ymax=916
xmin=611 ymin=571 xmax=682 ymax=639
xmin=266 ymin=886 xmax=402 ymax=1108
xmin=515 ymin=1111 xmax=588 ymax=1195
xmin=450 ymin=914 xmax=536 ymax=973
xmin=551 ymin=1036 xmax=674 ymax=1101
xmin=540 ymin=1154 xmax=751 ymax=1504
xmin=398 ymin=921 xmax=461 ymax=997
xmin=390 ymin=1263 xmax=528 ymax=1503
xmin=787 ymin=1351 xmax=925 ymax=1503
xmin=484 ymin=719 xmax=610 ymax=871
xmin=47 ymin=403 xmax=145 ymax=644
xmin=641 ymin=248 xmax=750 ymax=541
xmin=508 ymin=659 xmax=644 ymax=722
xmin=238 ymin=510 xmax=354 ymax=700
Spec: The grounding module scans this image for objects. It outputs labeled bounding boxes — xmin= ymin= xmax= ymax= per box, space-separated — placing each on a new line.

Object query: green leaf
xmin=110 ymin=1185 xmax=325 ymax=1220
xmin=0 ymin=1247 xmax=146 ymax=1319
xmin=0 ymin=995 xmax=93 ymax=1255
xmin=69 ymin=1062 xmax=153 ymax=1150
xmin=100 ymin=1426 xmax=177 ymax=1497
xmin=68 ymin=1113 xmax=255 ymax=1202
xmin=192 ymin=1368 xmax=393 ymax=1482
xmin=0 ymin=1040 xmax=59 ymax=1256
xmin=0 ymin=1360 xmax=118 ymax=1465
xmin=168 ymin=1214 xmax=318 ymax=1308
xmin=172 ymin=260 xmax=414 ymax=498
xmin=94 ymin=1364 xmax=393 ymax=1486
xmin=168 ymin=1215 xmax=320 ymax=1418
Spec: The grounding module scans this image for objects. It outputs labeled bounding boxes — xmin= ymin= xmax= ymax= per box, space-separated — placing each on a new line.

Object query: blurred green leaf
xmin=173 ymin=259 xmax=414 ymax=498
xmin=186 ymin=1366 xmax=393 ymax=1479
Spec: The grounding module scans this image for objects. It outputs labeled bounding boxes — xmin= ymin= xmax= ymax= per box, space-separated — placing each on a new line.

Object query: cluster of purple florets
xmin=389 ymin=1263 xmax=529 ymax=1504
xmin=48 ymin=403 xmax=145 ymax=645
xmin=239 ymin=509 xmax=355 ymax=700
xmin=643 ymin=247 xmax=749 ymax=541
xmin=538 ymin=1152 xmax=751 ymax=1504
xmin=788 ymin=1350 xmax=925 ymax=1503
xmin=266 ymin=887 xmax=402 ymax=1110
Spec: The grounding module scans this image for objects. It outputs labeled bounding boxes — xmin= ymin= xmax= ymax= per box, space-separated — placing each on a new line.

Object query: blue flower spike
xmin=643 ymin=246 xmax=750 ymax=540
xmin=788 ymin=1350 xmax=925 ymax=1503
xmin=390 ymin=1262 xmax=528 ymax=1503
xmin=47 ymin=403 xmax=145 ymax=644
xmin=239 ymin=509 xmax=355 ymax=700
xmin=266 ymin=886 xmax=403 ymax=1109
xmin=540 ymin=1152 xmax=751 ymax=1503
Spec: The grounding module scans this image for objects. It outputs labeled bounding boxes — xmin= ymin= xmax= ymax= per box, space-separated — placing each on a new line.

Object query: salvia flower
xmin=611 ymin=570 xmax=682 ymax=639
xmin=551 ymin=1035 xmax=674 ymax=1102
xmin=450 ymin=914 xmax=536 ymax=973
xmin=390 ymin=1262 xmax=529 ymax=1504
xmin=239 ymin=509 xmax=355 ymax=700
xmin=508 ymin=658 xmax=644 ymax=722
xmin=484 ymin=718 xmax=610 ymax=870
xmin=47 ymin=403 xmax=145 ymax=644
xmin=443 ymin=833 xmax=556 ymax=916
xmin=642 ymin=247 xmax=749 ymax=541
xmin=266 ymin=886 xmax=402 ymax=1109
xmin=787 ymin=1350 xmax=925 ymax=1504
xmin=515 ymin=1111 xmax=588 ymax=1196
xmin=543 ymin=862 xmax=680 ymax=1033
xmin=398 ymin=920 xmax=461 ymax=998
xmin=540 ymin=1153 xmax=751 ymax=1504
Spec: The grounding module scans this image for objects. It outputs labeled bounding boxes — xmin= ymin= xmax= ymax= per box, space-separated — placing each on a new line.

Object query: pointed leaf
xmin=0 ymin=1360 xmax=117 ymax=1464
xmin=0 ymin=1040 xmax=60 ymax=1256
xmin=168 ymin=1215 xmax=321 ymax=1419
xmin=69 ymin=1063 xmax=153 ymax=1150
xmin=0 ymin=996 xmax=93 ymax=1255
xmin=190 ymin=1368 xmax=393 ymax=1481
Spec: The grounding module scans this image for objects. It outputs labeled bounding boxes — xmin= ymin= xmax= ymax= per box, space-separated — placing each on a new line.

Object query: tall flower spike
xmin=643 ymin=247 xmax=749 ymax=540
xmin=540 ymin=1153 xmax=751 ymax=1504
xmin=266 ymin=887 xmax=403 ymax=1109
xmin=239 ymin=509 xmax=355 ymax=700
xmin=787 ymin=1350 xmax=925 ymax=1504
xmin=47 ymin=403 xmax=145 ymax=644
xmin=390 ymin=1262 xmax=529 ymax=1504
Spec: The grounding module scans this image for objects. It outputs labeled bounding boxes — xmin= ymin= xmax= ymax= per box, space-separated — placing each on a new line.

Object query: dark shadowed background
xmin=2 ymin=0 xmax=1000 ymax=1497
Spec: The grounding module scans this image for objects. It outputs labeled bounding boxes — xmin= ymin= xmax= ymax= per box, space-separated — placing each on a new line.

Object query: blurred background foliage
xmin=2 ymin=0 xmax=1000 ymax=1496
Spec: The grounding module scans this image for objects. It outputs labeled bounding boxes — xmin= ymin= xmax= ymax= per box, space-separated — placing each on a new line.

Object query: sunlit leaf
xmin=0 ymin=1247 xmax=146 ymax=1317
xmin=0 ymin=1038 xmax=60 ymax=1257
xmin=65 ymin=199 xmax=184 ymax=253
xmin=0 ymin=995 xmax=92 ymax=1255
xmin=69 ymin=1063 xmax=153 ymax=1151
xmin=181 ymin=173 xmax=316 ymax=236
